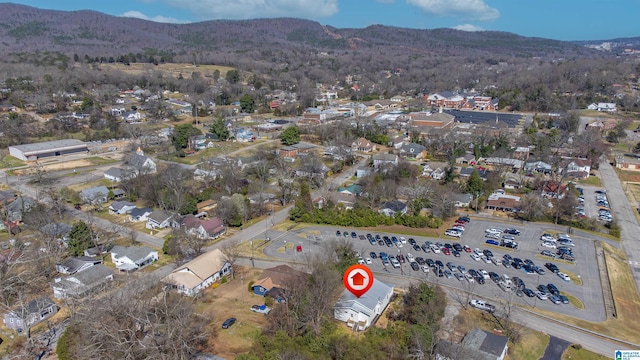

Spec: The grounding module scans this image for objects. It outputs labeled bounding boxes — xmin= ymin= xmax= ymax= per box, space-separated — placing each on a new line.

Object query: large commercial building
xmin=8 ymin=139 xmax=89 ymax=161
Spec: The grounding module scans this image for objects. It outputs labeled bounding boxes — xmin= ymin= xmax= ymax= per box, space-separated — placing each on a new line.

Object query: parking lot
xmin=578 ymin=184 xmax=611 ymax=221
xmin=263 ymin=218 xmax=609 ymax=322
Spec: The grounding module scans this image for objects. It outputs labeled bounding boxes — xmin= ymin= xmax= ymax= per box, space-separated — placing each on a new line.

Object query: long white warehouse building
xmin=9 ymin=139 xmax=89 ymax=161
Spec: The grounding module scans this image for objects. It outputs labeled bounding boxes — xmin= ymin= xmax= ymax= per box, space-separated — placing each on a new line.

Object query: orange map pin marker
xmin=343 ymin=264 xmax=374 ymax=298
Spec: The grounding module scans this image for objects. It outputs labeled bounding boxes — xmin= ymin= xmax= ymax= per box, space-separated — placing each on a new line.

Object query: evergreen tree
xmin=280 ymin=126 xmax=300 ymax=145
xmin=465 ymin=170 xmax=484 ymax=195
xmin=68 ymin=221 xmax=93 ymax=256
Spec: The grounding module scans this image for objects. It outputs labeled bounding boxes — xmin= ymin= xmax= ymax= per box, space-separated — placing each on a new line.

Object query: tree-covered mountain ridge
xmin=0 ymin=2 xmax=631 ymax=59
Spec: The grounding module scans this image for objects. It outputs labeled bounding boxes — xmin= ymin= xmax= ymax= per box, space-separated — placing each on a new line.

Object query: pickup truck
xmin=469 ymin=299 xmax=496 ymax=313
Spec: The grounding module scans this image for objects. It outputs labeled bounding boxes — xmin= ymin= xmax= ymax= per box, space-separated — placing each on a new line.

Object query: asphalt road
xmin=599 ymin=160 xmax=640 ymax=294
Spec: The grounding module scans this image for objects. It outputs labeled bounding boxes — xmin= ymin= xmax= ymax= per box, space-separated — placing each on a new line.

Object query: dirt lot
xmin=199 ymin=266 xmax=272 ymax=359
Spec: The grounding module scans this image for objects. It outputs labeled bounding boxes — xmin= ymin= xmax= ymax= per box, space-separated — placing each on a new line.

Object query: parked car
xmin=557 ymin=272 xmax=571 ymax=282
xmin=469 ymin=299 xmax=496 ymax=313
xmin=536 ymin=291 xmax=548 ymax=300
xmin=541 ymin=241 xmax=557 ymax=249
xmin=523 ymin=288 xmax=535 ymax=297
xmin=504 ymin=228 xmax=521 ymax=235
xmin=545 ymin=262 xmax=559 ymax=273
xmin=486 ymin=239 xmax=500 ymax=246
xmin=541 ymin=250 xmax=556 ymax=257
xmin=410 ymin=262 xmax=420 ymax=271
xmin=470 ymin=253 xmax=481 ymax=261
xmin=540 ymin=233 xmax=555 ymax=242
xmin=222 ymin=317 xmax=237 ymax=329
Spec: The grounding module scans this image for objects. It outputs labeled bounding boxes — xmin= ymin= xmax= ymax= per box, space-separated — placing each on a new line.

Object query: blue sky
xmin=4 ymin=0 xmax=639 ymax=41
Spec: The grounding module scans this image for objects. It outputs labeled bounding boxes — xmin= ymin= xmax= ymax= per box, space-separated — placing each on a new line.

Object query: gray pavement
xmin=599 ymin=160 xmax=640 ymax=295
xmin=540 ymin=336 xmax=571 ymax=360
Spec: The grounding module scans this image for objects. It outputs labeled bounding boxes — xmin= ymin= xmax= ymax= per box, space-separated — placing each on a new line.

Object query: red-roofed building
xmin=183 ymin=216 xmax=226 ymax=239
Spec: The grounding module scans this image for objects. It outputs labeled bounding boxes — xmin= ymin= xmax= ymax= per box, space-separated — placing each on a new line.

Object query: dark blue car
xmin=485 ymin=239 xmax=500 ymax=246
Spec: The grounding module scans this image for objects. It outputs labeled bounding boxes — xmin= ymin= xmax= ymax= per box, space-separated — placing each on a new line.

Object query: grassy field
xmin=508 ymin=330 xmax=549 ymax=360
xmin=100 ymin=63 xmax=236 ymax=82
xmin=0 ymin=156 xmax=25 ymax=169
xmin=562 ymin=345 xmax=609 ymax=359
xmin=578 ymin=175 xmax=601 ymax=186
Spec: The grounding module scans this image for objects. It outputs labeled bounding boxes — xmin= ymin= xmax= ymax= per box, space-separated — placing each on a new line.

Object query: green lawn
xmin=562 ymin=345 xmax=608 ymax=359
xmin=578 ymin=176 xmax=601 ymax=186
xmin=0 ymin=156 xmax=25 ymax=169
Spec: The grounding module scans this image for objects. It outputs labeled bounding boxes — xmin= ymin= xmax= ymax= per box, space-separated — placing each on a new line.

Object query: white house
xmin=108 ymin=200 xmax=136 ymax=215
xmin=110 ymin=246 xmax=158 ymax=272
xmin=146 ymin=210 xmax=173 ymax=229
xmin=588 ymin=102 xmax=617 ymax=112
xmin=379 ymin=200 xmax=407 ymax=217
xmin=162 ymin=249 xmax=232 ymax=296
xmin=80 ymin=185 xmax=109 ymax=205
xmin=560 ymin=158 xmax=591 ymax=179
xmin=126 ymin=150 xmax=157 ymax=176
xmin=129 ymin=207 xmax=153 ymax=222
xmin=373 ymin=153 xmax=398 ymax=169
xmin=334 ymin=279 xmax=393 ymax=331
xmin=51 ymin=264 xmax=113 ymax=299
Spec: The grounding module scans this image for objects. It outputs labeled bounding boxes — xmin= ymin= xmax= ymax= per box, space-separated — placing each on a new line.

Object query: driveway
xmin=540 ymin=336 xmax=571 ymax=360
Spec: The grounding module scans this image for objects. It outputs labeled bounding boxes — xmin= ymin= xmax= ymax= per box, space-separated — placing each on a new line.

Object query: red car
xmin=442 ymin=247 xmax=451 ymax=255
xmin=463 ymin=245 xmax=472 ymax=253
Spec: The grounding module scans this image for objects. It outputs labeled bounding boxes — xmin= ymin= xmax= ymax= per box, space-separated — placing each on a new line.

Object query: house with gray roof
xmin=436 ymin=328 xmax=508 ymax=360
xmin=6 ymin=196 xmax=36 ymax=222
xmin=125 ymin=153 xmax=157 ymax=175
xmin=129 ymin=207 xmax=153 ymax=222
xmin=110 ymin=245 xmax=158 ymax=272
xmin=399 ymin=143 xmax=427 ymax=159
xmin=146 ymin=210 xmax=173 ymax=229
xmin=379 ymin=200 xmax=407 ymax=217
xmin=80 ymin=185 xmax=109 ymax=204
xmin=334 ymin=279 xmax=394 ymax=331
xmin=109 ymin=200 xmax=136 ymax=215
xmin=51 ymin=264 xmax=113 ymax=299
xmin=41 ymin=222 xmax=72 ymax=240
xmin=104 ymin=167 xmax=131 ymax=182
xmin=3 ymin=297 xmax=58 ymax=331
xmin=373 ymin=153 xmax=398 ymax=169
xmin=56 ymin=256 xmax=102 ymax=275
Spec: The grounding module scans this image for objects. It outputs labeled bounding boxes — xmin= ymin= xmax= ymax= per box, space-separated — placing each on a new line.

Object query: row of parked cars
xmin=540 ymin=233 xmax=576 ymax=261
xmin=484 ymin=227 xmax=520 ymax=249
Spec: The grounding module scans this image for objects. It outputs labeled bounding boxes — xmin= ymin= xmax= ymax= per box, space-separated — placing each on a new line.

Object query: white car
xmin=464 ymin=273 xmax=475 ymax=283
xmin=399 ymin=236 xmax=407 ymax=244
xmin=536 ymin=291 xmax=548 ymax=300
xmin=470 ymin=253 xmax=481 ymax=261
xmin=540 ymin=234 xmax=556 ymax=242
xmin=482 ymin=256 xmax=492 ymax=264
xmin=557 ymin=272 xmax=571 ymax=282
xmin=407 ymin=253 xmax=415 ymax=263
xmin=479 ymin=269 xmax=490 ymax=279
xmin=541 ymin=242 xmax=557 ymax=249
xmin=431 ymin=246 xmax=441 ymax=254
xmin=486 ymin=228 xmax=503 ymax=235
xmin=474 ymin=248 xmax=483 ymax=256
xmin=421 ymin=265 xmax=430 ymax=273
xmin=445 ymin=229 xmax=462 ymax=238
xmin=365 ymin=258 xmax=372 ymax=265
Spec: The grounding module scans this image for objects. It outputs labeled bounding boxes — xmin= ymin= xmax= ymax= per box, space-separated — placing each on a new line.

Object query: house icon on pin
xmin=351 ymin=272 xmax=366 ymax=286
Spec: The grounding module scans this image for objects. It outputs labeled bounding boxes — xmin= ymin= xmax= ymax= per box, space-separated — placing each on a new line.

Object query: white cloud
xmin=120 ymin=10 xmax=189 ymax=23
xmin=453 ymin=24 xmax=484 ymax=32
xmin=160 ymin=0 xmax=339 ymax=21
xmin=407 ymin=0 xmax=500 ymax=21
